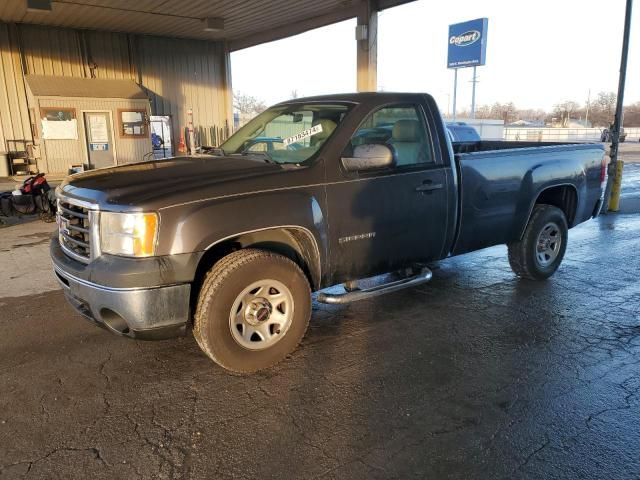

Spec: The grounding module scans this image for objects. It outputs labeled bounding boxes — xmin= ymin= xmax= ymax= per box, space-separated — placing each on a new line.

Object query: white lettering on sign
xmin=449 ymin=30 xmax=481 ymax=47
xmin=283 ymin=124 xmax=323 ymax=146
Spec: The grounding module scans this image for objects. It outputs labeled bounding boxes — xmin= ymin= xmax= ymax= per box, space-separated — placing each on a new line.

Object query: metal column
xmin=356 ymin=0 xmax=378 ymax=92
xmin=606 ymin=0 xmax=633 ymax=212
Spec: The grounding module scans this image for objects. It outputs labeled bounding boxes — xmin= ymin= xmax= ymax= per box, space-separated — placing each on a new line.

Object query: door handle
xmin=415 ymin=182 xmax=443 ymax=193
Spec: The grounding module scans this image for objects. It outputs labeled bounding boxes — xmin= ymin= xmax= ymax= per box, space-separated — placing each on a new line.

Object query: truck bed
xmin=451 ymin=142 xmax=605 ymax=256
xmin=452 ymin=140 xmax=588 ymax=155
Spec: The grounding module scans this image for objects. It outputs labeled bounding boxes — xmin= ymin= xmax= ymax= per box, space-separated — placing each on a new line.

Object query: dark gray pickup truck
xmin=51 ymin=93 xmax=607 ymax=372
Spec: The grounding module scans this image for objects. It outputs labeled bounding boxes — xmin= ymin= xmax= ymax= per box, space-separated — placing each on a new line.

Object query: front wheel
xmin=508 ymin=205 xmax=568 ymax=280
xmin=193 ymin=249 xmax=311 ymax=373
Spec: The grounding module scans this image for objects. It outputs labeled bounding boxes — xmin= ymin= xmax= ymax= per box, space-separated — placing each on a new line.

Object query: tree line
xmin=458 ymin=91 xmax=640 ymax=127
xmin=234 ymin=90 xmax=640 ymax=128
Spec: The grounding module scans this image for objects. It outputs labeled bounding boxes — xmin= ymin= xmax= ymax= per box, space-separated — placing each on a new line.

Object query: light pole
xmin=606 ymin=0 xmax=633 ymax=212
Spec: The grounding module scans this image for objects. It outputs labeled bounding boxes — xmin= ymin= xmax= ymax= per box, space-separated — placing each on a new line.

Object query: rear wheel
xmin=508 ymin=204 xmax=568 ymax=280
xmin=193 ymin=249 xmax=311 ymax=373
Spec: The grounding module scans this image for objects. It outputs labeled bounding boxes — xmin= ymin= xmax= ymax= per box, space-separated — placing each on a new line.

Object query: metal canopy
xmin=0 ymin=0 xmax=415 ymax=50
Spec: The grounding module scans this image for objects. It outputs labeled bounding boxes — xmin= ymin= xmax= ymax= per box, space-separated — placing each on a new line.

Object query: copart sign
xmin=447 ymin=18 xmax=488 ymax=68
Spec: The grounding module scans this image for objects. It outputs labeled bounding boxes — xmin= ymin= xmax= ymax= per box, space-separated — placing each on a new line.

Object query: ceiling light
xmin=202 ymin=17 xmax=224 ymax=32
xmin=26 ymin=0 xmax=52 ymax=12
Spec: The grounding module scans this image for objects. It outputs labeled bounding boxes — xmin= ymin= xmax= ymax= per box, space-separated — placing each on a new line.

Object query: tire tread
xmin=193 ymin=248 xmax=310 ymax=373
xmin=507 ymin=204 xmax=567 ymax=280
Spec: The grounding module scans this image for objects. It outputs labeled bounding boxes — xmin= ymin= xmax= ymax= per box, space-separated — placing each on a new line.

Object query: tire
xmin=193 ymin=249 xmax=311 ymax=373
xmin=507 ymin=204 xmax=568 ymax=280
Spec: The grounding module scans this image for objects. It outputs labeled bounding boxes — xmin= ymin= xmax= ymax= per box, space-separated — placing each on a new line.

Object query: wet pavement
xmin=1 ymin=166 xmax=640 ymax=479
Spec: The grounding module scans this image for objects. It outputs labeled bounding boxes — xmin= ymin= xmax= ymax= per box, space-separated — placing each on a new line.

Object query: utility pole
xmin=452 ymin=69 xmax=458 ymax=121
xmin=606 ymin=0 xmax=633 ymax=212
xmin=585 ymin=89 xmax=591 ymax=125
xmin=470 ymin=66 xmax=478 ymax=119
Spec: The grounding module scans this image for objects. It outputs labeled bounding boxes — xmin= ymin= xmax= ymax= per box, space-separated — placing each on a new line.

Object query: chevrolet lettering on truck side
xmin=51 ymin=93 xmax=607 ymax=373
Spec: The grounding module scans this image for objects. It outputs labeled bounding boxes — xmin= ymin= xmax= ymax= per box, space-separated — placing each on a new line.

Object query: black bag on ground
xmin=0 ymin=193 xmax=15 ymax=217
xmin=0 ymin=174 xmax=56 ymax=219
xmin=11 ymin=194 xmax=37 ymax=215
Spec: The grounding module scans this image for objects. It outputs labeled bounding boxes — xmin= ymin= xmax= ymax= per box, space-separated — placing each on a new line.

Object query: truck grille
xmin=57 ymin=198 xmax=94 ymax=263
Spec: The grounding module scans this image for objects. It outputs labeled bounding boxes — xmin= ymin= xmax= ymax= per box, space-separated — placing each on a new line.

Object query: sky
xmin=231 ymin=0 xmax=639 ymax=114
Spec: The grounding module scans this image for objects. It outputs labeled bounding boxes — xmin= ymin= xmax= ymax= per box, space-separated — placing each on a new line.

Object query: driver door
xmin=325 ymin=104 xmax=450 ymax=283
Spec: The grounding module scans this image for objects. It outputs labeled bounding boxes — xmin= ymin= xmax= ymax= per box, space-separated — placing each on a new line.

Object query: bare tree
xmin=290 ymin=89 xmax=299 ymax=99
xmin=448 ymin=94 xmax=640 ymax=127
xmin=233 ymin=91 xmax=267 ymax=115
xmin=624 ymin=102 xmax=640 ymax=127
xmin=474 ymin=102 xmax=518 ymax=123
xmin=553 ymin=100 xmax=582 ymax=127
xmin=490 ymin=102 xmax=517 ymax=123
xmin=514 ymin=108 xmax=547 ymax=123
xmin=589 ymin=91 xmax=617 ymax=127
xmin=474 ymin=104 xmax=492 ymax=119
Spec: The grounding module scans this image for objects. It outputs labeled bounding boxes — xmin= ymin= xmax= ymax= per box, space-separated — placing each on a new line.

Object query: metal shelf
xmin=6 ymin=140 xmax=38 ymax=176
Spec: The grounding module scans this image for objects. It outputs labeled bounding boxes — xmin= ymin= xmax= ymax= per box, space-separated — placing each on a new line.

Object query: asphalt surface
xmin=1 ymin=152 xmax=640 ymax=479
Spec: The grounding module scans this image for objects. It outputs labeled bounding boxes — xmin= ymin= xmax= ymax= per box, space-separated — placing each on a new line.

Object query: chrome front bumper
xmin=53 ymin=265 xmax=190 ymax=340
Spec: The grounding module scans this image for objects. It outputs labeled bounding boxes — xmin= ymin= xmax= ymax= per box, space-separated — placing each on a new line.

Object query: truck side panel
xmin=157 ymin=187 xmax=330 ymax=288
xmin=451 ymin=144 xmax=604 ymax=256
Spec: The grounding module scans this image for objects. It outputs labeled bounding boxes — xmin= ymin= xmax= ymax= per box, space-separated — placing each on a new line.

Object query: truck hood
xmin=58 ymin=155 xmax=292 ymax=210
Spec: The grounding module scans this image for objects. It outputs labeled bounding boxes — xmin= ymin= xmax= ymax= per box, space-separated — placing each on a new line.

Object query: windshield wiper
xmin=242 ymin=151 xmax=277 ymax=164
xmin=206 ymin=147 xmax=225 ymax=156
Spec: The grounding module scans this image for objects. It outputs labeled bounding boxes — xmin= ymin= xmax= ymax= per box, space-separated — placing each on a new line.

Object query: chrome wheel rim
xmin=536 ymin=222 xmax=562 ymax=267
xmin=229 ymin=279 xmax=294 ymax=351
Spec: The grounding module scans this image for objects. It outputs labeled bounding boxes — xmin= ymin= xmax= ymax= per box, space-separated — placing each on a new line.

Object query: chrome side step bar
xmin=316 ymin=267 xmax=433 ymax=305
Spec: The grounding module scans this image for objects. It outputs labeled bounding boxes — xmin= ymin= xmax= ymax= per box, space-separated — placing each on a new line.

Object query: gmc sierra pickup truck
xmin=51 ymin=93 xmax=607 ymax=373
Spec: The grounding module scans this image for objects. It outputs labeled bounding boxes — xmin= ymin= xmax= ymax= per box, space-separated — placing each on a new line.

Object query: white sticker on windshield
xmin=283 ymin=124 xmax=323 ymax=147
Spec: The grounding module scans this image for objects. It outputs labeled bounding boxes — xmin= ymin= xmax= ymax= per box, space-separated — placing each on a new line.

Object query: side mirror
xmin=341 ymin=144 xmax=394 ymax=172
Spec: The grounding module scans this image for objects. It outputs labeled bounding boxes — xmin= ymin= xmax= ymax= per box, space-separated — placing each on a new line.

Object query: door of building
xmin=84 ymin=112 xmax=115 ymax=169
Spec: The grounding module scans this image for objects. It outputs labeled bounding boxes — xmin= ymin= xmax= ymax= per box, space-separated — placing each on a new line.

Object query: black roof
xmin=274 ymin=92 xmax=430 ymax=106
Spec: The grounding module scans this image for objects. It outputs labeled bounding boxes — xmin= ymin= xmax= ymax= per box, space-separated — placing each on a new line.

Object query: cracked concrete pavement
xmin=1 ymin=162 xmax=640 ymax=479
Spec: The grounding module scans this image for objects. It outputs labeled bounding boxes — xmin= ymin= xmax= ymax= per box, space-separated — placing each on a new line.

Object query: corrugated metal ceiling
xmin=0 ymin=0 xmax=415 ymax=50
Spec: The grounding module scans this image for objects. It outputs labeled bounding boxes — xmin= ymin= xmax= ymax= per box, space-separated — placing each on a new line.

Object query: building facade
xmin=0 ymin=22 xmax=232 ymax=174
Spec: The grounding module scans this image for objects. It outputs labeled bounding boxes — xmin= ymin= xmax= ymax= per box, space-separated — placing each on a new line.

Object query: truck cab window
xmin=351 ymin=105 xmax=433 ymax=166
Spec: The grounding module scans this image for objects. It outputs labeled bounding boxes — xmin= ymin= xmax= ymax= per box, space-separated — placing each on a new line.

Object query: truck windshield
xmin=220 ymin=103 xmax=352 ymax=164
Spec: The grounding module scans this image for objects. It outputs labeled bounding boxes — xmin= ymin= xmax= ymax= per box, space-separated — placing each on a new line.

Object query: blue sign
xmin=90 ymin=143 xmax=109 ymax=151
xmin=447 ymin=18 xmax=488 ymax=69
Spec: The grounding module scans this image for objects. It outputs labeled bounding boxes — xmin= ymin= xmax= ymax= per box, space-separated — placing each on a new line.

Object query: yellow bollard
xmin=608 ymin=160 xmax=624 ymax=212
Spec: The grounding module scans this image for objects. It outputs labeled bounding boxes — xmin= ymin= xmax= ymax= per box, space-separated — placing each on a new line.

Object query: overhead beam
xmin=356 ymin=0 xmax=378 ymax=92
xmin=229 ymin=0 xmax=414 ymax=52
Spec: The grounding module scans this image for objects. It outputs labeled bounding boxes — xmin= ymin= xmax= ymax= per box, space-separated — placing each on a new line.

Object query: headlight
xmin=100 ymin=212 xmax=158 ymax=257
